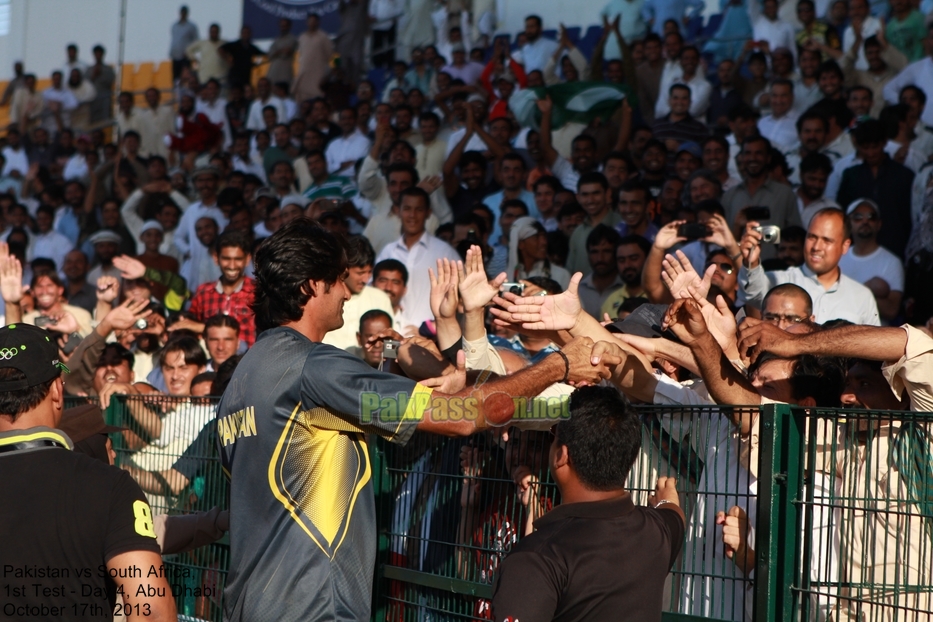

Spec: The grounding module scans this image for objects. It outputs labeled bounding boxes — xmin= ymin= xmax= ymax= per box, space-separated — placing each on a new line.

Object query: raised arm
xmin=442 ymin=119 xmax=475 ymax=198
xmin=429 ymin=258 xmax=463 ymax=352
xmin=643 ymin=221 xmax=687 ymax=302
xmin=738 ymin=320 xmax=908 ymax=364
xmin=537 ymin=96 xmax=559 ymax=166
xmin=664 ymin=299 xmax=761 ymax=433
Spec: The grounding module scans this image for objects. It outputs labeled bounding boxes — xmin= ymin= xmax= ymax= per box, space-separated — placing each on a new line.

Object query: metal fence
xmin=92 ymin=395 xmax=933 ymax=622
xmin=102 ymin=394 xmax=228 ymax=621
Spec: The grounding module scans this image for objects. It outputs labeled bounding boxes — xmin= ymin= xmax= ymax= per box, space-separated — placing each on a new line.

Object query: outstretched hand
xmin=490 ymin=272 xmax=584 ymax=332
xmin=429 ymin=257 xmax=461 ymax=320
xmin=113 ymin=255 xmax=147 ymax=280
xmin=661 ymin=250 xmax=714 ymax=300
xmin=662 ymin=298 xmax=710 ymax=346
xmin=458 ymin=245 xmax=505 ymax=312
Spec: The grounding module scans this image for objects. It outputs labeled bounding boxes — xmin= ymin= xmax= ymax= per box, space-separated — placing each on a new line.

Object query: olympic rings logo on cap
xmin=0 ymin=347 xmax=19 ymax=360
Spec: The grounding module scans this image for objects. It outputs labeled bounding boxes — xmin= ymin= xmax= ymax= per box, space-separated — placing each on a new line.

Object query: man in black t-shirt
xmin=218 ymin=219 xmax=616 ymax=621
xmin=492 ymin=386 xmax=686 ymax=622
xmin=0 ymin=323 xmax=176 ymax=621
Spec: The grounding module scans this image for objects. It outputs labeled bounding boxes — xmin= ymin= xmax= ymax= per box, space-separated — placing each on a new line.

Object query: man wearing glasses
xmin=761 ymin=284 xmax=815 ymax=330
xmin=738 ymin=207 xmax=880 ymax=325
xmin=838 ymin=199 xmax=904 ymax=323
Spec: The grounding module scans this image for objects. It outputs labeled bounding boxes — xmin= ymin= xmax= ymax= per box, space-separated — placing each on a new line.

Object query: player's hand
xmin=647 ymin=476 xmax=680 ymax=508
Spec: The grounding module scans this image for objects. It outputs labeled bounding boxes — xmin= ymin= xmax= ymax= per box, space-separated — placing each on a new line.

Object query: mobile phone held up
xmin=677 ymin=223 xmax=711 ymax=241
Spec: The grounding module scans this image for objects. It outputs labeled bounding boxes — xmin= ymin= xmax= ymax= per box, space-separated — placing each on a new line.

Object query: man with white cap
xmin=507 ymin=216 xmax=571 ymax=290
xmin=136 ymin=220 xmax=180 ymax=276
xmin=442 ymin=43 xmax=485 ymax=85
xmin=175 ymin=166 xmax=227 ymax=288
xmin=838 ymin=199 xmax=904 ymax=323
xmin=86 ymin=229 xmax=124 ymax=284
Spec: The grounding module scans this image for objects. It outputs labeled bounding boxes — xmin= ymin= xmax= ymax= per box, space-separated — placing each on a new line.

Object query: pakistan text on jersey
xmin=218 ymin=405 xmax=258 ymax=447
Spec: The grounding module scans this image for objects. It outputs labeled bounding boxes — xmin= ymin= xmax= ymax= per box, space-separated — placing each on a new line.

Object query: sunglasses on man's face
xmin=706 ymin=261 xmax=734 ymax=275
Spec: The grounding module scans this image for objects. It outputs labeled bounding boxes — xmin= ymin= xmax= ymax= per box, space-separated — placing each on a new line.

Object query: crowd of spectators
xmin=1 ymin=0 xmax=933 ymax=619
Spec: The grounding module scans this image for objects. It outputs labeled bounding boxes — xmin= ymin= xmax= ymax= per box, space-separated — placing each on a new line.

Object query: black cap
xmin=605 ymin=303 xmax=681 ymax=343
xmin=0 ymin=323 xmax=69 ymax=390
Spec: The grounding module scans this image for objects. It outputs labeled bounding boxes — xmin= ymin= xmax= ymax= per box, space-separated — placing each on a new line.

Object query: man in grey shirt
xmin=737 ymin=207 xmax=879 ymax=325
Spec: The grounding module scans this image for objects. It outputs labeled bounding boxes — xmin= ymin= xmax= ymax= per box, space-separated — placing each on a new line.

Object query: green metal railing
xmin=102 ymin=394 xmax=227 ymax=621
xmin=91 ymin=395 xmax=933 ymax=622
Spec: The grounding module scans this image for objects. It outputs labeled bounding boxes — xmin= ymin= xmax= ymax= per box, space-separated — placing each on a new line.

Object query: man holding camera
xmin=738 ymin=207 xmax=880 ymax=325
xmin=721 ymin=136 xmax=801 ymax=258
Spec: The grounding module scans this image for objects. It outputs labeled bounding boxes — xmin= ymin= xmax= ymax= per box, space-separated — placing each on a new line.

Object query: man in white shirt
xmin=326 ymin=107 xmax=371 ymax=177
xmin=322 ymin=236 xmax=395 ymax=350
xmin=375 ymin=187 xmax=460 ymax=326
xmin=757 ymin=79 xmax=799 ymax=153
xmin=245 ymin=77 xmax=287 ymax=132
xmin=838 ymin=199 xmax=904 ymax=323
xmin=882 ymin=35 xmax=933 ymax=127
xmin=41 ymin=71 xmax=78 ymax=132
xmin=1 ymin=128 xmax=29 ymax=178
xmin=195 ymin=78 xmax=231 ymax=149
xmin=30 ymin=205 xmax=73 ymax=270
xmin=738 ymin=207 xmax=880 ymax=325
xmin=135 ymin=88 xmax=175 ymax=158
xmin=655 ymin=45 xmax=712 ymax=119
xmin=185 ymin=23 xmax=227 ymax=84
xmin=174 ymin=167 xmax=228 ymax=266
xmin=842 ymin=0 xmax=881 ymax=71
xmin=751 ymin=0 xmax=797 ymax=62
xmin=520 ymin=15 xmax=560 ymax=73
xmin=372 ymin=259 xmax=420 ymax=336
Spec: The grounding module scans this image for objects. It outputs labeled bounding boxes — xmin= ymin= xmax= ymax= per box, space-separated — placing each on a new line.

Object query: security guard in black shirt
xmin=0 ymin=323 xmax=177 ymax=621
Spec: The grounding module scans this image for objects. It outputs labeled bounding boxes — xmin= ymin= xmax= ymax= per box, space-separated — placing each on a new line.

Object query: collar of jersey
xmin=0 ymin=426 xmax=74 ymax=451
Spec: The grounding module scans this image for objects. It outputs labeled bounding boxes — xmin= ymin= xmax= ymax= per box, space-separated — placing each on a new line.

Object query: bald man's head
xmin=763 ymin=283 xmax=814 ymax=328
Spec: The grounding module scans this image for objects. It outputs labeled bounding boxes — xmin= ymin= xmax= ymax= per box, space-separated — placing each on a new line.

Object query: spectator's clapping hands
xmin=429 ymin=258 xmax=460 ymax=320
xmin=113 ymin=255 xmax=146 ymax=280
xmin=457 ymin=245 xmax=505 ymax=312
xmin=491 ymin=272 xmax=584 ymax=332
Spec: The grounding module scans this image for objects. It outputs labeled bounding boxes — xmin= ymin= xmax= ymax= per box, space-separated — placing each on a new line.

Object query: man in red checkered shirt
xmin=187 ymin=230 xmax=257 ymax=347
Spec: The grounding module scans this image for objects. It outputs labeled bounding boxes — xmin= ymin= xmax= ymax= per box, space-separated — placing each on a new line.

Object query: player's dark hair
xmin=212 ymin=354 xmax=242 ymax=396
xmin=555 ymin=386 xmax=642 ymax=490
xmin=0 ymin=368 xmax=59 ymax=419
xmin=252 ymin=218 xmax=348 ymax=331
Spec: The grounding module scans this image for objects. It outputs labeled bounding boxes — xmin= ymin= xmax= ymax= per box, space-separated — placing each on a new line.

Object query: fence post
xmin=370 ymin=436 xmax=391 ymax=622
xmin=755 ymin=403 xmax=805 ymax=622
